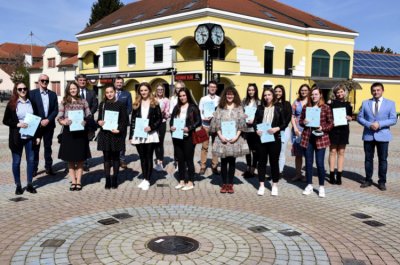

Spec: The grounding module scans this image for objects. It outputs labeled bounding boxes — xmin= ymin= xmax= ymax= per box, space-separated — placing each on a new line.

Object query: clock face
xmin=211 ymin=25 xmax=224 ymax=45
xmin=195 ymin=25 xmax=209 ymax=45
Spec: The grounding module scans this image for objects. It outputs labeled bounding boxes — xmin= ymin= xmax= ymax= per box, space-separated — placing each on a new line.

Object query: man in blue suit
xmin=114 ymin=76 xmax=132 ymax=168
xmin=357 ymin=82 xmax=397 ymax=190
xmin=30 ymin=74 xmax=59 ymax=176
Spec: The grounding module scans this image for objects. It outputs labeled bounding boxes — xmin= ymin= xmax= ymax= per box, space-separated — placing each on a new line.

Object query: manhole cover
xmin=342 ymin=258 xmax=367 ymax=265
xmin=156 ymin=184 xmax=170 ymax=187
xmin=40 ymin=239 xmax=65 ymax=247
xmin=363 ymin=220 xmax=385 ymax=227
xmin=351 ymin=213 xmax=372 ymax=219
xmin=147 ymin=236 xmax=199 ymax=255
xmin=248 ymin=226 xmax=270 ymax=233
xmin=98 ymin=218 xmax=119 ymax=225
xmin=112 ymin=213 xmax=133 ymax=220
xmin=279 ymin=229 xmax=302 ymax=237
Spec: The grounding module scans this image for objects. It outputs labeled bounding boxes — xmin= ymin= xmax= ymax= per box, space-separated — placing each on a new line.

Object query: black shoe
xmin=105 ymin=176 xmax=111 ymax=190
xmin=111 ymin=176 xmax=118 ymax=189
xmin=329 ymin=172 xmax=336 ymax=184
xmin=26 ymin=184 xmax=37 ymax=194
xmin=45 ymin=168 xmax=56 ymax=175
xmin=75 ymin=184 xmax=82 ymax=191
xmin=378 ymin=183 xmax=386 ymax=191
xmin=15 ymin=185 xmax=23 ymax=195
xmin=360 ymin=181 xmax=372 ymax=188
xmin=212 ymin=167 xmax=220 ymax=175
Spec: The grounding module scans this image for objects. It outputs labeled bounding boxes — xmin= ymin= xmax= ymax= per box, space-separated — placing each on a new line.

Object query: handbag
xmin=192 ymin=127 xmax=209 ymax=145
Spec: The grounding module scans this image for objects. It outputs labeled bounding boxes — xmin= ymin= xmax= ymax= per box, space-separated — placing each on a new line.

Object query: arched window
xmin=333 ymin=51 xmax=350 ymax=78
xmin=312 ymin=49 xmax=330 ymax=77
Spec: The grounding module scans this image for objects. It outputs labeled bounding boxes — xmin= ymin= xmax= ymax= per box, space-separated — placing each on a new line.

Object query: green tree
xmin=87 ymin=0 xmax=124 ymax=27
xmin=370 ymin=45 xmax=394 ymax=54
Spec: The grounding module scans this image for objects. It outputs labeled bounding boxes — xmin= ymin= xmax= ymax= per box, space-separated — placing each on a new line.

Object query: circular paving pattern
xmin=147 ymin=236 xmax=200 ymax=255
xmin=11 ymin=205 xmax=329 ymax=265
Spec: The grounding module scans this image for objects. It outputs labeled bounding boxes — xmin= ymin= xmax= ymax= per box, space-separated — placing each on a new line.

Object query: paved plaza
xmin=0 ymin=102 xmax=399 ymax=265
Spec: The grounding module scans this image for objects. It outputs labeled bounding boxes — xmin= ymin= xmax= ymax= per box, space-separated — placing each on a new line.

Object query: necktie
xmin=374 ymin=98 xmax=379 ymax=116
xmin=117 ymin=91 xmax=121 ymax=100
xmin=81 ymin=90 xmax=85 ymax=99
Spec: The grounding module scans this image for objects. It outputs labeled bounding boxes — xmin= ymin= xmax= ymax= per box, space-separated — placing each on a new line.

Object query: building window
xmin=333 ymin=51 xmax=350 ymax=78
xmin=154 ymin=44 xmax=163 ymax=63
xmin=211 ymin=43 xmax=226 ymax=60
xmin=284 ymin=49 xmax=294 ymax=76
xmin=128 ymin=47 xmax=136 ymax=65
xmin=93 ymin=54 xmax=99 ymax=68
xmin=312 ymin=49 xmax=330 ymax=77
xmin=51 ymin=81 xmax=61 ymax=96
xmin=48 ymin=58 xmax=56 ymax=68
xmin=264 ymin=47 xmax=274 ymax=74
xmin=103 ymin=51 xmax=116 ymax=67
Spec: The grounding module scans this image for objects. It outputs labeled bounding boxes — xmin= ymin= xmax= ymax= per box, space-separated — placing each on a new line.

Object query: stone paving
xmin=0 ymin=102 xmax=399 ymax=265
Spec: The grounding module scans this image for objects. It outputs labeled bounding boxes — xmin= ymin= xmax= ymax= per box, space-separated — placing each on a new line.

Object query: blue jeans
xmin=364 ymin=140 xmax=389 ymax=184
xmin=304 ymin=135 xmax=326 ymax=186
xmin=12 ymin=138 xmax=35 ymax=186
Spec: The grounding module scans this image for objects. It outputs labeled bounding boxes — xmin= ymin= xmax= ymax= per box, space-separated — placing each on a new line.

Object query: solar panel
xmin=353 ymin=52 xmax=400 ymax=77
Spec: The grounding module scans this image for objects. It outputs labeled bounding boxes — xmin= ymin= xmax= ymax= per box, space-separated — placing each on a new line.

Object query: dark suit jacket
xmin=29 ymin=88 xmax=58 ymax=129
xmin=117 ymin=90 xmax=133 ymax=116
xmin=82 ymin=88 xmax=98 ymax=115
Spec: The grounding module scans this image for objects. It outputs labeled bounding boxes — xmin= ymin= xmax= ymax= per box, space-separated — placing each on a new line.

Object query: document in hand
xmin=19 ymin=113 xmax=41 ymax=137
xmin=133 ymin=118 xmax=149 ymax=139
xmin=103 ymin=110 xmax=119 ymax=131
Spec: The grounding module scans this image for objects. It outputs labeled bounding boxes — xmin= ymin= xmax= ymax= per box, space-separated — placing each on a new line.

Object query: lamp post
xmin=288 ymin=66 xmax=295 ymax=103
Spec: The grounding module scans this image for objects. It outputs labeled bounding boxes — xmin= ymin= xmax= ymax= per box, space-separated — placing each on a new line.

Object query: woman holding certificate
xmin=3 ymin=82 xmax=38 ymax=195
xmin=129 ymin=82 xmax=162 ymax=191
xmin=328 ymin=84 xmax=353 ymax=185
xmin=97 ymin=86 xmax=128 ymax=189
xmin=241 ymin=83 xmax=260 ymax=179
xmin=170 ymin=87 xmax=201 ymax=190
xmin=210 ymin=86 xmax=248 ymax=194
xmin=57 ymin=82 xmax=91 ymax=191
xmin=154 ymin=83 xmax=170 ymax=171
xmin=299 ymin=87 xmax=333 ymax=197
xmin=254 ymin=87 xmax=286 ymax=196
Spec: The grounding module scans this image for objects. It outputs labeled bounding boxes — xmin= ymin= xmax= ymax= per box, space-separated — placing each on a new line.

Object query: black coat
xmin=170 ymin=103 xmax=201 ymax=134
xmin=276 ymin=101 xmax=292 ymax=129
xmin=129 ymin=103 xmax=162 ymax=139
xmin=253 ymin=104 xmax=286 ymax=141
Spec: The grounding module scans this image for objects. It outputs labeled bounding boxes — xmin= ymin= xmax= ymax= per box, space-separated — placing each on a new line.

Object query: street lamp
xmin=288 ymin=66 xmax=295 ymax=103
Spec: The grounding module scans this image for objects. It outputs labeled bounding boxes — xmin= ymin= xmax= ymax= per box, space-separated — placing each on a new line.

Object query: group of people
xmin=4 ymin=74 xmax=397 ymax=197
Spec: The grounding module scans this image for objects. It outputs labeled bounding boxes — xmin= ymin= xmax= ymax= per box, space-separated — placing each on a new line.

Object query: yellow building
xmin=76 ymin=0 xmax=359 ymax=104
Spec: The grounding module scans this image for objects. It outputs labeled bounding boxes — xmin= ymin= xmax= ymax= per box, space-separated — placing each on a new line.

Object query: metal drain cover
xmin=147 ymin=236 xmax=199 ymax=255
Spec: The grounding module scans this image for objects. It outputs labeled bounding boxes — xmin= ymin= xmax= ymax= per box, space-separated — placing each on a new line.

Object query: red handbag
xmin=192 ymin=127 xmax=209 ymax=145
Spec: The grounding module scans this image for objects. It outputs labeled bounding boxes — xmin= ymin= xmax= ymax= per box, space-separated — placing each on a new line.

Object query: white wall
xmin=0 ymin=68 xmax=14 ymax=92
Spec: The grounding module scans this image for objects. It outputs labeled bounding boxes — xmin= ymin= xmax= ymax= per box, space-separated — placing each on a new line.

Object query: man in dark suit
xmin=30 ymin=74 xmax=59 ymax=175
xmin=357 ymin=82 xmax=397 ymax=191
xmin=77 ymin=74 xmax=98 ymax=171
xmin=114 ymin=76 xmax=132 ymax=168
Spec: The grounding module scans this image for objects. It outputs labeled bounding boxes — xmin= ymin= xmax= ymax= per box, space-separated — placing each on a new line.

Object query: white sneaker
xmin=271 ymin=185 xmax=278 ymax=196
xmin=140 ymin=180 xmax=150 ymax=191
xmin=175 ymin=184 xmax=184 ymax=189
xmin=154 ymin=164 xmax=164 ymax=172
xmin=302 ymin=184 xmax=313 ymax=195
xmin=257 ymin=186 xmax=265 ymax=196
xmin=137 ymin=180 xmax=146 ymax=188
xmin=182 ymin=185 xmax=194 ymax=191
xmin=319 ymin=186 xmax=325 ymax=198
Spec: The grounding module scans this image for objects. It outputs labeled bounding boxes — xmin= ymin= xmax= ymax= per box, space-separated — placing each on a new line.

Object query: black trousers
xmin=136 ymin=143 xmax=155 ymax=181
xmin=173 ymin=136 xmax=195 ymax=183
xmin=257 ymin=140 xmax=281 ymax=183
xmin=155 ymin=122 xmax=166 ymax=162
xmin=34 ymin=127 xmax=54 ymax=170
xmin=103 ymin=151 xmax=120 ymax=176
xmin=245 ymin=132 xmax=258 ymax=168
xmin=221 ymin=156 xmax=236 ymax=185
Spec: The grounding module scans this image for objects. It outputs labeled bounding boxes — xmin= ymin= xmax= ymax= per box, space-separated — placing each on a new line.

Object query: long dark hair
xmin=261 ymin=87 xmax=277 ymax=107
xmin=218 ymin=86 xmax=241 ymax=109
xmin=176 ymin=87 xmax=196 ymax=116
xmin=296 ymin=84 xmax=311 ymax=101
xmin=274 ymin=84 xmax=286 ymax=103
xmin=243 ymin=83 xmax=259 ymax=105
xmin=9 ymin=82 xmax=30 ymax=111
xmin=103 ymin=85 xmax=116 ymax=102
xmin=62 ymin=81 xmax=80 ymax=105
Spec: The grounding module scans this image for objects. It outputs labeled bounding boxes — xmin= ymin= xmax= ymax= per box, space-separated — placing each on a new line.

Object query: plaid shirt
xmin=299 ymin=104 xmax=333 ymax=149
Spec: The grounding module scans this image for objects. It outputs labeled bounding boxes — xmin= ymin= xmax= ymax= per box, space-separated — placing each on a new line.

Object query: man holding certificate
xmin=358 ymin=82 xmax=397 ymax=191
xmin=57 ymin=82 xmax=92 ymax=191
xmin=198 ymin=81 xmax=220 ymax=175
xmin=210 ymin=86 xmax=248 ymax=194
xmin=300 ymin=87 xmax=333 ymax=198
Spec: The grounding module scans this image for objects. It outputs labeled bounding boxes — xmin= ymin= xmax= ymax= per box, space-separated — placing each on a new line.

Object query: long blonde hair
xmin=133 ymin=82 xmax=158 ymax=110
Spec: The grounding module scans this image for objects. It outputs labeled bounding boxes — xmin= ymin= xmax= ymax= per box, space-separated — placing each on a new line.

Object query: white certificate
xmin=68 ymin=110 xmax=84 ymax=131
xmin=306 ymin=107 xmax=321 ymax=127
xmin=221 ymin=121 xmax=236 ymax=140
xmin=103 ymin=110 xmax=119 ymax=131
xmin=133 ymin=118 xmax=149 ymax=139
xmin=19 ymin=113 xmax=41 ymax=137
xmin=203 ymin=101 xmax=215 ymax=118
xmin=244 ymin=106 xmax=257 ymax=122
xmin=172 ymin=118 xmax=185 ymax=139
xmin=257 ymin=123 xmax=275 ymax=143
xmin=333 ymin=107 xmax=348 ymax=127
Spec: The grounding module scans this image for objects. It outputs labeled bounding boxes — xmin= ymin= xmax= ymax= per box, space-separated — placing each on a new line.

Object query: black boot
xmin=336 ymin=171 xmax=342 ymax=185
xmin=329 ymin=171 xmax=336 ymax=184
xmin=105 ymin=175 xmax=111 ymax=189
xmin=111 ymin=175 xmax=118 ymax=189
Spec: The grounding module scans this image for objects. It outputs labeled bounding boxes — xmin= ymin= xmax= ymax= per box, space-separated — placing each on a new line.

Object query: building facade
xmin=76 ymin=0 xmax=358 ymax=104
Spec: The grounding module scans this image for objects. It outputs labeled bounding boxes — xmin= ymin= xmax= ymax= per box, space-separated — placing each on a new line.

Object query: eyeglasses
xmin=17 ymin=87 xmax=28 ymax=92
xmin=40 ymin=80 xmax=49 ymax=83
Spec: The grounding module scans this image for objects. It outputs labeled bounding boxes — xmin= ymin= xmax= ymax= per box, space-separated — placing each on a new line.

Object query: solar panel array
xmin=353 ymin=52 xmax=400 ymax=77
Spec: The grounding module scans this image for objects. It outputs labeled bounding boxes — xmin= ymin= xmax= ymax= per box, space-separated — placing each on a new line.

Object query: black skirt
xmin=58 ymin=126 xmax=91 ymax=162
